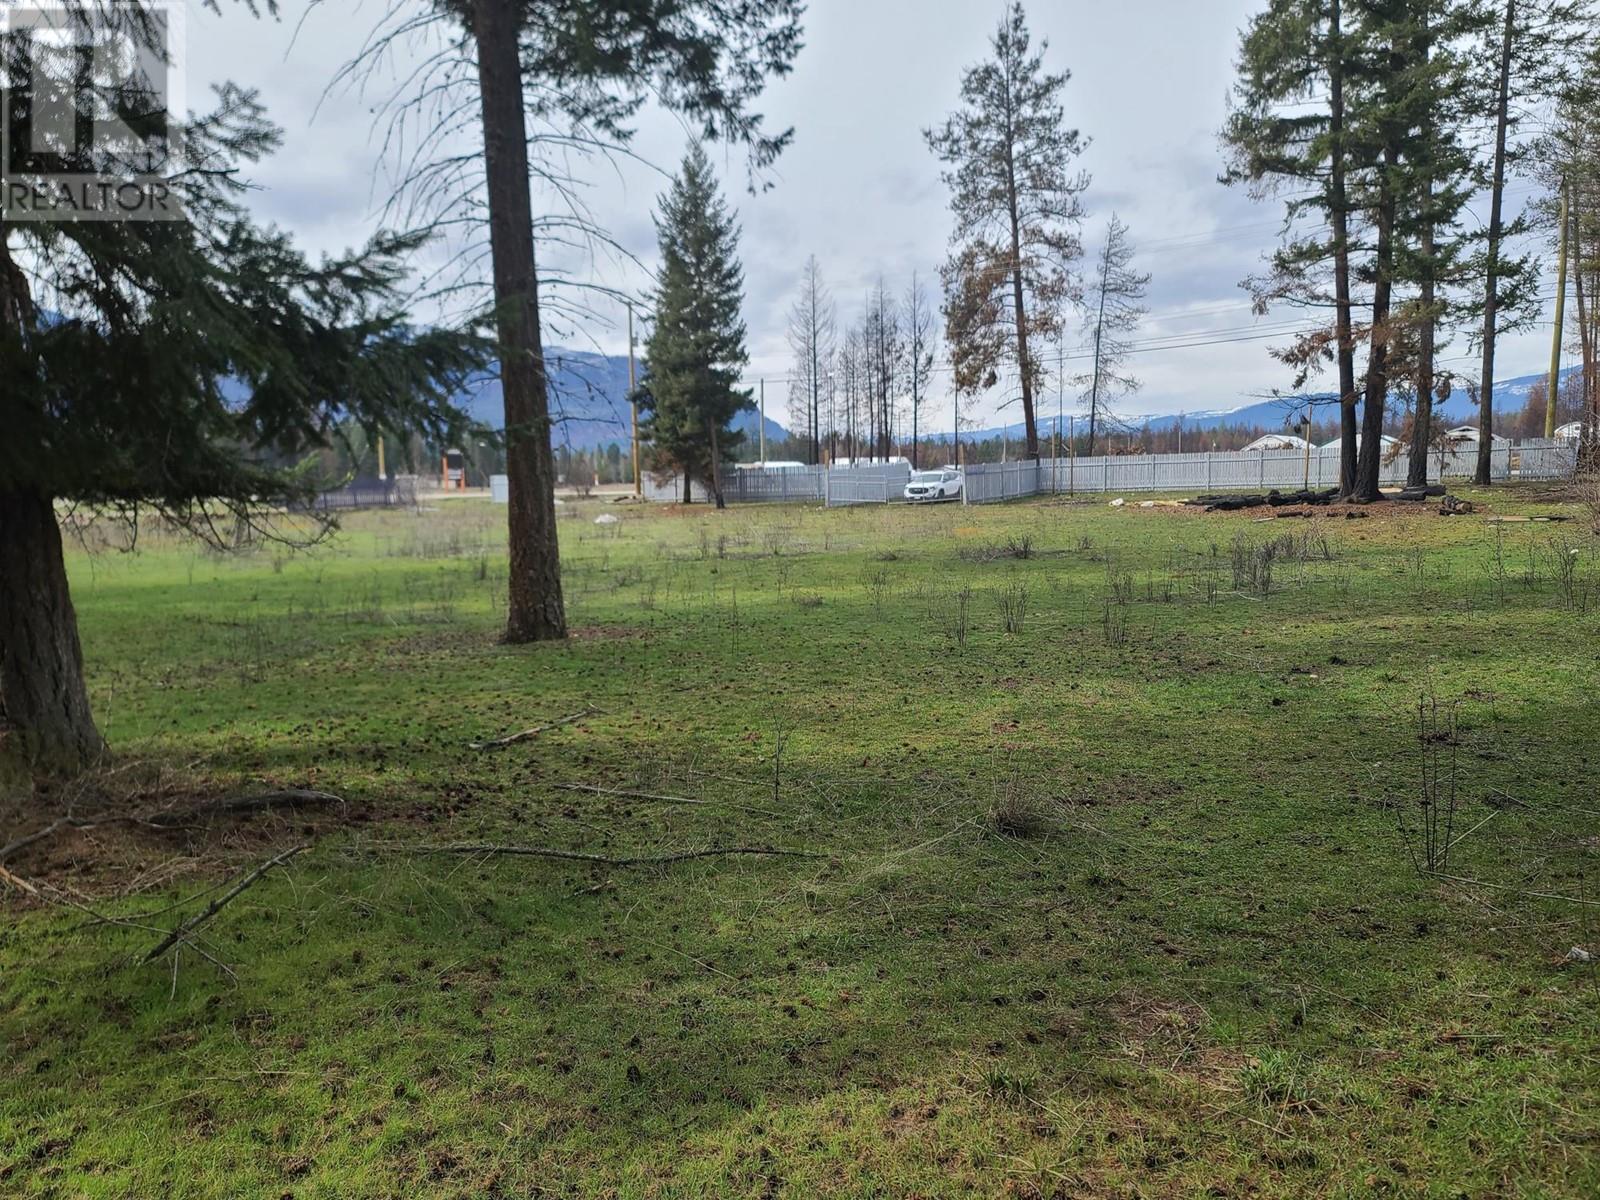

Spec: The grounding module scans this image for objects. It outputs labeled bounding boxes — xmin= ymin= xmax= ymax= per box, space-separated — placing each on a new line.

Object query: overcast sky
xmin=185 ymin=0 xmax=1563 ymax=432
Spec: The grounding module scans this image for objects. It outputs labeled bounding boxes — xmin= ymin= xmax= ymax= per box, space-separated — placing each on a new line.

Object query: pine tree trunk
xmin=1001 ymin=117 xmax=1040 ymax=460
xmin=709 ymin=421 xmax=726 ymax=510
xmin=0 ymin=491 xmax=106 ymax=778
xmin=1329 ymin=0 xmax=1359 ymax=498
xmin=471 ymin=0 xmax=566 ymax=643
xmin=1008 ymin=237 xmax=1039 ymax=460
xmin=1356 ymin=142 xmax=1399 ymax=502
xmin=1409 ymin=186 xmax=1437 ymax=490
xmin=1087 ymin=259 xmax=1109 ymax=460
xmin=1475 ymin=0 xmax=1515 ymax=486
xmin=912 ymin=394 xmax=919 ymax=469
xmin=1576 ymin=236 xmax=1599 ymax=474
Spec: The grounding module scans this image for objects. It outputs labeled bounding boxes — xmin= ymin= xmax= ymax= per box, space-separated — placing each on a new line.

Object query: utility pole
xmin=376 ymin=434 xmax=386 ymax=480
xmin=759 ymin=379 xmax=767 ymax=463
xmin=1053 ymin=413 xmax=1061 ymax=494
xmin=1055 ymin=344 xmax=1063 ymax=494
xmin=628 ymin=302 xmax=640 ymax=497
xmin=1068 ymin=414 xmax=1075 ymax=495
xmin=953 ymin=391 xmax=960 ymax=468
xmin=1546 ymin=182 xmax=1570 ymax=439
xmin=1301 ymin=410 xmax=1313 ymax=492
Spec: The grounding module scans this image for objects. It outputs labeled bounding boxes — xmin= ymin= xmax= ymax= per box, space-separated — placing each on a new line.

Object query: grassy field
xmin=3 ymin=487 xmax=1599 ymax=1198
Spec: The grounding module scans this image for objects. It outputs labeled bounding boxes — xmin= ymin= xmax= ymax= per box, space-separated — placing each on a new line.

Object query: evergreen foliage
xmin=637 ymin=146 xmax=752 ymax=507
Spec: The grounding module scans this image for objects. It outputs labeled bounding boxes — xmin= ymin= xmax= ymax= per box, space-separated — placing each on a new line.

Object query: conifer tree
xmin=1225 ymin=0 xmax=1379 ymax=496
xmin=0 ymin=39 xmax=485 ymax=780
xmin=1544 ymin=50 xmax=1600 ymax=469
xmin=637 ymin=146 xmax=752 ymax=509
xmin=926 ymin=2 xmax=1088 ymax=460
xmin=1346 ymin=0 xmax=1431 ymax=499
xmin=1469 ymin=0 xmax=1591 ymax=483
xmin=356 ymin=0 xmax=802 ymax=637
xmin=1399 ymin=0 xmax=1484 ymax=488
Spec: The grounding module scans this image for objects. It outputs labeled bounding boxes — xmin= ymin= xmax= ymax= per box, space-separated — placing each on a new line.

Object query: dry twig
xmin=468 ymin=706 xmax=599 ymax=750
xmin=0 ymin=790 xmax=342 ymax=868
xmin=385 ymin=843 xmax=823 ymax=867
xmin=554 ymin=782 xmax=783 ymax=819
xmin=142 ymin=844 xmax=310 ymax=964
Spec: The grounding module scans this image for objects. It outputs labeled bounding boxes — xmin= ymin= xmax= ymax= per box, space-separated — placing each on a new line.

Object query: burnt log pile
xmin=1186 ymin=487 xmax=1338 ymax=512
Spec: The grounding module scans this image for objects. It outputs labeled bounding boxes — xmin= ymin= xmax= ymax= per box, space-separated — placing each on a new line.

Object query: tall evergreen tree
xmin=1346 ymin=0 xmax=1432 ymax=500
xmin=1399 ymin=0 xmax=1484 ymax=488
xmin=1469 ymin=0 xmax=1591 ymax=483
xmin=1223 ymin=0 xmax=1366 ymax=496
xmin=0 ymin=45 xmax=485 ymax=780
xmin=1546 ymin=54 xmax=1600 ymax=469
xmin=1226 ymin=0 xmax=1497 ymax=498
xmin=638 ymin=146 xmax=752 ymax=510
xmin=377 ymin=0 xmax=802 ymax=639
xmin=926 ymin=1 xmax=1089 ymax=460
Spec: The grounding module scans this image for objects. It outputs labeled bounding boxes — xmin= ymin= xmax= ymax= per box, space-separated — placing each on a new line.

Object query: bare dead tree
xmin=904 ymin=273 xmax=939 ymax=468
xmin=786 ymin=257 xmax=836 ymax=465
xmin=1072 ymin=214 xmax=1149 ymax=457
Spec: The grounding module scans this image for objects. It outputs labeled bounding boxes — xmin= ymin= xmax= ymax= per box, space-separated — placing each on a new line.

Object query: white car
xmin=904 ymin=468 xmax=963 ymax=502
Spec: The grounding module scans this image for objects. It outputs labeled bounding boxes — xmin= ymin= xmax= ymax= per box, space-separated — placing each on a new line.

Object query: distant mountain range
xmin=457 ymin=353 xmax=1575 ymax=451
xmin=919 ymin=366 xmax=1579 ymax=446
xmin=459 ymin=349 xmax=785 ymax=451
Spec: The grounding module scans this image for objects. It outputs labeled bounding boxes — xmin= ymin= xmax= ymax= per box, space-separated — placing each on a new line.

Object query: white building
xmin=1554 ymin=421 xmax=1584 ymax=441
xmin=1320 ymin=433 xmax=1400 ymax=452
xmin=1241 ymin=434 xmax=1311 ymax=452
xmin=1441 ymin=425 xmax=1509 ymax=447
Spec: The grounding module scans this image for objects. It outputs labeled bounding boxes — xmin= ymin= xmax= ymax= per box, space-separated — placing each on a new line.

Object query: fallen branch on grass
xmin=142 ymin=843 xmax=310 ymax=964
xmin=0 ymin=815 xmax=90 ymax=865
xmin=148 ymin=789 xmax=345 ymax=824
xmin=554 ymin=782 xmax=783 ymax=819
xmin=468 ymin=706 xmax=600 ymax=750
xmin=0 ymin=863 xmax=39 ymax=895
xmin=388 ymin=843 xmax=825 ymax=867
xmin=0 ymin=790 xmax=343 ymax=867
xmin=1426 ymin=871 xmax=1600 ymax=908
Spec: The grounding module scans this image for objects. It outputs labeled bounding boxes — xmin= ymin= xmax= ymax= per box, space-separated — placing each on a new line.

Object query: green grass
xmin=4 ymin=488 xmax=1599 ymax=1198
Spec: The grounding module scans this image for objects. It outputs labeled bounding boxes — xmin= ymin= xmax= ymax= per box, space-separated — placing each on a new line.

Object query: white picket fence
xmin=630 ymin=440 xmax=1576 ymax=508
xmin=960 ymin=441 xmax=1575 ymax=505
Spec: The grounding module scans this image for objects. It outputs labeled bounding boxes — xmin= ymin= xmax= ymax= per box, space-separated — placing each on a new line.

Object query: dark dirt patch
xmin=569 ymin=624 xmax=651 ymax=642
xmin=1104 ymin=994 xmax=1243 ymax=1079
xmin=1062 ymin=774 xmax=1184 ymax=808
xmin=1 ymin=770 xmax=350 ymax=899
